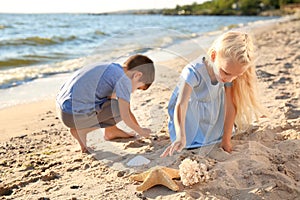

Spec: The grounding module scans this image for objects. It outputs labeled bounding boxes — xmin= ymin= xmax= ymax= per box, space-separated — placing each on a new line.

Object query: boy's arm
xmin=129 ymin=109 xmax=139 ymax=126
xmin=222 ymin=86 xmax=236 ymax=152
xmin=118 ymin=98 xmax=149 ymax=137
xmin=109 ymin=92 xmax=138 ymax=125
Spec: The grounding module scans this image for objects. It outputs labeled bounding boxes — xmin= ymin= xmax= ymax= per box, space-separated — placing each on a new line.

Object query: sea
xmin=0 ymin=14 xmax=280 ymax=108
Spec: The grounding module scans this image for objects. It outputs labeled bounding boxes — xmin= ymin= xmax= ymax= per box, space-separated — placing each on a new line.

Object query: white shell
xmin=127 ymin=155 xmax=150 ymax=167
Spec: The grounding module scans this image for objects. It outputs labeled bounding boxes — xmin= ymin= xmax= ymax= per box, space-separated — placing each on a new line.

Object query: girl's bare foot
xmin=104 ymin=126 xmax=135 ymax=140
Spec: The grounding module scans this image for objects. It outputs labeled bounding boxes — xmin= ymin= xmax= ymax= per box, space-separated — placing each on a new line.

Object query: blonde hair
xmin=208 ymin=31 xmax=264 ymax=131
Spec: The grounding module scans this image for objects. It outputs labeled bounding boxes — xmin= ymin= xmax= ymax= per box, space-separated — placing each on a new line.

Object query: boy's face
xmin=137 ymin=84 xmax=148 ymax=90
xmin=131 ymin=71 xmax=147 ymax=92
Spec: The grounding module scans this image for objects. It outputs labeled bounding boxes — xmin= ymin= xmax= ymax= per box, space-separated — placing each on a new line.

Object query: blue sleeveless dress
xmin=168 ymin=58 xmax=231 ymax=148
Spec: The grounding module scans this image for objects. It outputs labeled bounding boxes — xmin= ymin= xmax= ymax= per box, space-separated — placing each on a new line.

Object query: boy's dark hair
xmin=123 ymin=54 xmax=155 ymax=90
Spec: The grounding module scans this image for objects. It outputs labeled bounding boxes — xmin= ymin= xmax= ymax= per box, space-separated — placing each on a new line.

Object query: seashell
xmin=127 ymin=155 xmax=150 ymax=167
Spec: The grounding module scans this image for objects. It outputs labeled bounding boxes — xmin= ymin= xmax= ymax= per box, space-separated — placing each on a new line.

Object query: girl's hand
xmin=221 ymin=140 xmax=232 ymax=153
xmin=160 ymin=139 xmax=185 ymax=157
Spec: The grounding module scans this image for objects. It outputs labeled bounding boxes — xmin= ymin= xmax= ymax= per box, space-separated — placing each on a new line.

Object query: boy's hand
xmin=138 ymin=128 xmax=151 ymax=138
xmin=221 ymin=140 xmax=232 ymax=153
xmin=160 ymin=139 xmax=185 ymax=158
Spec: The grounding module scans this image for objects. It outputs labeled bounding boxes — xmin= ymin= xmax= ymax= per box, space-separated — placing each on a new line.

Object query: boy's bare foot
xmin=104 ymin=126 xmax=135 ymax=140
xmin=70 ymin=127 xmax=97 ymax=154
xmin=81 ymin=147 xmax=94 ymax=154
xmin=70 ymin=128 xmax=86 ymax=150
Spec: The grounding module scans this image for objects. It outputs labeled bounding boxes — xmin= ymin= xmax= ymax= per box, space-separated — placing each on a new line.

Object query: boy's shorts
xmin=58 ymin=99 xmax=121 ymax=129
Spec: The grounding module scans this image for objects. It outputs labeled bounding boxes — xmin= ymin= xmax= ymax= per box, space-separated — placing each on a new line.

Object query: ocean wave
xmin=0 ymin=58 xmax=41 ymax=68
xmin=221 ymin=23 xmax=245 ymax=31
xmin=0 ymin=58 xmax=85 ymax=89
xmin=0 ymin=43 xmax=147 ymax=89
xmin=0 ymin=53 xmax=72 ymax=69
xmin=0 ymin=24 xmax=14 ymax=30
xmin=0 ymin=35 xmax=77 ymax=47
xmin=94 ymin=30 xmax=107 ymax=36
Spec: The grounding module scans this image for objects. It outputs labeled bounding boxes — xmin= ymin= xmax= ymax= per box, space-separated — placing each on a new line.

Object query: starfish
xmin=130 ymin=166 xmax=180 ymax=192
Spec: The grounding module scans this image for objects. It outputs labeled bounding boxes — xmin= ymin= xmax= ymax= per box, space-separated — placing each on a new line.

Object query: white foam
xmin=0 ymin=73 xmax=69 ymax=110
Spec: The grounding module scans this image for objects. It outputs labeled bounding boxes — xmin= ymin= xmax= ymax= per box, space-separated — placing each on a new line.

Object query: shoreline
xmin=0 ymin=15 xmax=281 ymax=107
xmin=0 ymin=15 xmax=290 ymax=111
xmin=0 ymin=15 xmax=299 ymax=199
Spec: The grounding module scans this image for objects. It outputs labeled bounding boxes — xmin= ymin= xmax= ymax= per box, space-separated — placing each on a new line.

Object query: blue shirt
xmin=168 ymin=58 xmax=230 ymax=148
xmin=56 ymin=63 xmax=132 ymax=114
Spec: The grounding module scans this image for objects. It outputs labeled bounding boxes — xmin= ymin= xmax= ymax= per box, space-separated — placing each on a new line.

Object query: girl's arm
xmin=161 ymin=82 xmax=192 ymax=157
xmin=222 ymin=86 xmax=236 ymax=152
xmin=174 ymin=82 xmax=192 ymax=145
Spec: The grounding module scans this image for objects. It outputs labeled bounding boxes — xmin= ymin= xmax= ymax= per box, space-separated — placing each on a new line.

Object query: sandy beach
xmin=0 ymin=16 xmax=299 ymax=200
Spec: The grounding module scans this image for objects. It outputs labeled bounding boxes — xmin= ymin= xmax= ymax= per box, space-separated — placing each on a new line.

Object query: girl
xmin=161 ymin=31 xmax=264 ymax=157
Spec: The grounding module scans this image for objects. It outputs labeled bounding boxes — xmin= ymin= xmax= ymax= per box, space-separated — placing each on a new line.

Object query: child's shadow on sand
xmin=122 ymin=138 xmax=151 ymax=149
xmin=86 ymin=130 xmax=157 ymax=168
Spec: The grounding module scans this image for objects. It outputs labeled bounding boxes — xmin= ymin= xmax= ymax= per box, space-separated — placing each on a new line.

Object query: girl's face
xmin=212 ymin=53 xmax=247 ymax=83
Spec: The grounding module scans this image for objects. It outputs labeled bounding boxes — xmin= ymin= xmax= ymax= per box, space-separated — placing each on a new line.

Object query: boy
xmin=56 ymin=54 xmax=155 ymax=153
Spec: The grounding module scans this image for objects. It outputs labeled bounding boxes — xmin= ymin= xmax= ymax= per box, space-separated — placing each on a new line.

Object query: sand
xmin=0 ymin=16 xmax=299 ymax=200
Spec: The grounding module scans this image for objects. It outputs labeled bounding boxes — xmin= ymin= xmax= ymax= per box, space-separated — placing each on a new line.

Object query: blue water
xmin=0 ymin=14 xmax=278 ymax=88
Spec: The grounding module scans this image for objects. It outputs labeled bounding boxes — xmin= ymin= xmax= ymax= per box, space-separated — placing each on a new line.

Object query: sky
xmin=0 ymin=0 xmax=208 ymax=14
